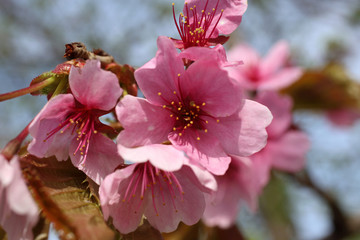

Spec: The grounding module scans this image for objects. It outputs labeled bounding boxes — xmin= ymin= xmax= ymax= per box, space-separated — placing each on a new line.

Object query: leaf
xmin=20 ymin=155 xmax=117 ymax=240
xmin=282 ymin=63 xmax=360 ymax=110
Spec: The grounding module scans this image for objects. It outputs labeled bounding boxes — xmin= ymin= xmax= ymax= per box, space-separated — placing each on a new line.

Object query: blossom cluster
xmin=0 ymin=0 xmax=311 ymax=238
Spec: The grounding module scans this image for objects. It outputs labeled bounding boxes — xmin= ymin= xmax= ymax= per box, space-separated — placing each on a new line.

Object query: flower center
xmin=44 ymin=109 xmax=98 ymax=164
xmin=122 ymin=162 xmax=184 ymax=216
xmin=172 ymin=0 xmax=224 ymax=49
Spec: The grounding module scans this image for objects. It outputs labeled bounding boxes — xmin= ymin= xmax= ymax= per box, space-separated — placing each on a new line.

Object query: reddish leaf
xmin=20 ymin=155 xmax=116 ymax=240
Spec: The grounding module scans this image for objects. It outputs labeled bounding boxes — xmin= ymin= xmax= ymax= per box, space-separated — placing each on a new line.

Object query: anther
xmin=158 ymin=92 xmax=162 ymax=96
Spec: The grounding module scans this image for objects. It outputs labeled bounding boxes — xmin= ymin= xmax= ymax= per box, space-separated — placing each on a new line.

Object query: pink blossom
xmin=100 ymin=144 xmax=216 ymax=233
xmin=0 ymin=154 xmax=38 ymax=240
xmin=28 ymin=60 xmax=123 ymax=184
xmin=326 ymin=108 xmax=360 ymax=127
xmin=251 ymin=91 xmax=310 ymax=187
xmin=202 ymin=156 xmax=262 ymax=228
xmin=227 ymin=41 xmax=303 ymax=91
xmin=116 ymin=36 xmax=272 ymax=175
xmin=172 ymin=0 xmax=248 ymax=49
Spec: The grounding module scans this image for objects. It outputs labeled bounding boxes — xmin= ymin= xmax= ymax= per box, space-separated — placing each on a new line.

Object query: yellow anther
xmin=163 ymin=105 xmax=167 ymax=108
xmin=190 ymin=121 xmax=194 ymax=124
xmin=202 ymin=102 xmax=206 ymax=106
xmin=179 ymin=133 xmax=182 ymax=136
xmin=206 ymin=120 xmax=209 ymax=124
xmin=93 ymin=130 xmax=98 ymax=134
xmin=60 ymin=130 xmax=64 ymax=133
xmin=177 ymin=73 xmax=181 ymax=77
xmin=204 ymin=129 xmax=208 ymax=133
xmin=173 ymin=127 xmax=177 ymax=131
xmin=196 ymin=137 xmax=200 ymax=140
xmin=201 ymin=10 xmax=204 ymax=13
xmin=69 ymin=119 xmax=74 ymax=124
xmin=221 ymin=9 xmax=224 ymax=12
xmin=176 ymin=117 xmax=179 ymax=120
xmin=173 ymin=91 xmax=177 ymax=94
xmin=170 ymin=114 xmax=173 ymax=117
xmin=171 ymin=101 xmax=175 ymax=105
xmin=190 ymin=7 xmax=193 ymax=10
xmin=213 ymin=8 xmax=215 ymax=11
xmin=172 ymin=2 xmax=175 ymax=5
xmin=158 ymin=92 xmax=162 ymax=96
xmin=178 ymin=107 xmax=182 ymax=111
xmin=217 ymin=119 xmax=220 ymax=123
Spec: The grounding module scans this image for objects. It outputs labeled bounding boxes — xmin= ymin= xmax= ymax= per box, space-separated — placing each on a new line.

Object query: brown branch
xmin=291 ymin=171 xmax=353 ymax=240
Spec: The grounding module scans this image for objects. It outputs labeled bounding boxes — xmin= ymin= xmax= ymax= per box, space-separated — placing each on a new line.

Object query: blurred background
xmin=1 ymin=0 xmax=360 ymax=239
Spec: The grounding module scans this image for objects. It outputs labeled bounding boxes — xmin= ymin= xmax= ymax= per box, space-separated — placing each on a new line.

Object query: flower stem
xmin=51 ymin=77 xmax=67 ymax=98
xmin=0 ymin=76 xmax=56 ymax=102
xmin=1 ymin=121 xmax=31 ymax=161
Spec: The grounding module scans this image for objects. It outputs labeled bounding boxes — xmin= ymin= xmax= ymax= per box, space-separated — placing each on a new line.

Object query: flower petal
xmin=116 ymin=95 xmax=174 ymax=147
xmin=260 ymin=40 xmax=290 ymax=77
xmin=69 ymin=60 xmax=122 ymax=111
xmin=144 ymin=166 xmax=206 ymax=233
xmin=135 ymin=37 xmax=185 ymax=106
xmin=181 ymin=59 xmax=243 ymax=117
xmin=70 ymin=132 xmax=123 ymax=184
xmin=268 ymin=131 xmax=310 ymax=172
xmin=208 ymin=99 xmax=272 ymax=157
xmin=255 ymin=91 xmax=292 ymax=138
xmin=99 ymin=164 xmax=145 ymax=234
xmin=118 ymin=144 xmax=185 ymax=172
xmin=28 ymin=94 xmax=75 ymax=161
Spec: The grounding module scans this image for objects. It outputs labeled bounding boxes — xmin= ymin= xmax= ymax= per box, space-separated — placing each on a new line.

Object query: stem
xmin=50 ymin=77 xmax=67 ymax=98
xmin=291 ymin=171 xmax=351 ymax=240
xmin=1 ymin=121 xmax=32 ymax=161
xmin=0 ymin=76 xmax=56 ymax=102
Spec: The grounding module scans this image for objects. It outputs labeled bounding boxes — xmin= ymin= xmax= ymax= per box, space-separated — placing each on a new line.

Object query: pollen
xmin=158 ymin=92 xmax=162 ymax=96
xmin=173 ymin=91 xmax=177 ymax=94
xmin=196 ymin=137 xmax=200 ymax=140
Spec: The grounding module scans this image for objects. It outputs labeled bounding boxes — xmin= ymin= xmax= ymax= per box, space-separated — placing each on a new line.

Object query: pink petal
xmin=260 ymin=40 xmax=290 ymax=77
xmin=170 ymin=130 xmax=231 ymax=175
xmin=134 ymin=37 xmax=185 ymax=106
xmin=258 ymin=67 xmax=302 ymax=91
xmin=181 ymin=58 xmax=243 ymax=117
xmin=70 ymin=132 xmax=123 ymax=184
xmin=208 ymin=99 xmax=273 ymax=157
xmin=116 ymin=95 xmax=174 ymax=147
xmin=28 ymin=94 xmax=75 ymax=161
xmin=327 ymin=109 xmax=360 ymax=127
xmin=185 ymin=0 xmax=248 ymax=36
xmin=202 ymin=156 xmax=261 ymax=228
xmin=99 ymin=165 xmax=145 ymax=234
xmin=1 ymin=155 xmax=39 ymax=240
xmin=117 ymin=144 xmax=185 ymax=172
xmin=268 ymin=130 xmax=310 ymax=172
xmin=69 ymin=60 xmax=122 ymax=111
xmin=255 ymin=91 xmax=292 ymax=138
xmin=144 ymin=166 xmax=206 ymax=233
xmin=227 ymin=43 xmax=260 ymax=67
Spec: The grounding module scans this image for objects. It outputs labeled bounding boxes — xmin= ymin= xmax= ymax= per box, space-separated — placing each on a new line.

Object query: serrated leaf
xmin=20 ymin=155 xmax=116 ymax=240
